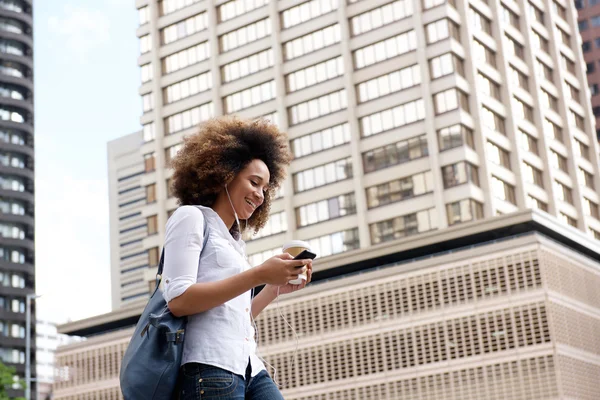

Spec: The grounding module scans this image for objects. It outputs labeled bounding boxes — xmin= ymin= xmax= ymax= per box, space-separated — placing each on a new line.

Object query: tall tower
xmin=0 ymin=0 xmax=35 ymax=398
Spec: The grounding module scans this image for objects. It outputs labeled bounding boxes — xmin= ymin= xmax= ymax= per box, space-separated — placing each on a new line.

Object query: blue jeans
xmin=178 ymin=361 xmax=284 ymax=400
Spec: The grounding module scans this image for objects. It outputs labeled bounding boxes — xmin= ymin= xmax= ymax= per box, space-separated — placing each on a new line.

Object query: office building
xmin=0 ymin=0 xmax=35 ymax=398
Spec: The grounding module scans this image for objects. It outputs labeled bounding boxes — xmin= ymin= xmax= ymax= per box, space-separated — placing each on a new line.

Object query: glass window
xmin=282 ymin=0 xmax=338 ymax=29
xmin=512 ymin=97 xmax=533 ymax=122
xmin=531 ymin=30 xmax=550 ymax=53
xmin=477 ymin=72 xmax=501 ymax=100
xmin=143 ymin=123 xmax=155 ymax=143
xmin=426 ymin=19 xmax=459 ymax=44
xmin=138 ymin=6 xmax=150 ymax=25
xmin=164 ymin=102 xmax=214 ymax=135
xmin=370 ymin=208 xmax=438 ymax=244
xmin=492 ymin=176 xmax=516 ymax=203
xmin=246 ymin=211 xmax=287 ymax=240
xmin=433 ymin=88 xmax=469 ymax=115
xmin=139 ymin=34 xmax=151 ymax=54
xmin=446 ymin=199 xmax=483 ymax=225
xmin=472 ymin=39 xmax=496 ymax=67
xmin=527 ymin=195 xmax=548 ymax=211
xmin=0 ymin=39 xmax=25 ymax=56
xmin=160 ymin=0 xmax=202 ymax=16
xmin=140 ymin=63 xmax=153 ymax=83
xmin=528 ymin=2 xmax=545 ymax=24
xmin=544 ymin=118 xmax=563 ymax=142
xmin=553 ymin=0 xmax=567 ymax=18
xmin=523 ymin=162 xmax=544 ymax=187
xmin=354 ymin=30 xmax=417 ymax=69
xmin=283 ymin=24 xmax=339 ymax=61
xmin=219 ymin=0 xmax=269 ymax=22
xmin=0 ymin=18 xmax=23 ymax=34
xmin=163 ymin=41 xmax=210 ymax=75
xmin=500 ymin=6 xmax=520 ymax=28
xmin=220 ymin=18 xmax=271 ymax=53
xmin=357 ymin=64 xmax=420 ymax=103
xmin=164 ymin=71 xmax=212 ymax=104
xmin=366 ymin=171 xmax=434 ymax=208
xmin=291 ymin=122 xmax=350 ymax=158
xmin=554 ymin=180 xmax=573 ymax=203
xmin=296 ymin=193 xmax=356 ymax=226
xmin=509 ymin=66 xmax=529 ymax=90
xmin=288 ymin=89 xmax=347 ymax=125
xmin=469 ymin=7 xmax=492 ymax=34
xmin=306 ymin=228 xmax=359 ymax=258
xmin=363 ymin=136 xmax=428 ymax=173
xmin=423 ymin=0 xmax=455 ymax=9
xmin=350 ymin=0 xmax=413 ymax=36
xmin=429 ymin=53 xmax=464 ymax=79
xmin=583 ymin=198 xmax=599 ymax=218
xmin=540 ymin=89 xmax=558 ymax=111
xmin=505 ymin=34 xmax=525 ymax=59
xmin=442 ymin=161 xmax=479 ymax=188
xmin=248 ymin=247 xmax=281 ymax=267
xmin=574 ymin=139 xmax=590 ymax=160
xmin=287 ymin=56 xmax=343 ymax=92
xmin=360 ymin=98 xmax=425 ymax=137
xmin=438 ymin=124 xmax=474 ymax=151
xmin=294 ymin=157 xmax=352 ymax=192
xmin=487 ymin=141 xmax=510 ymax=168
xmin=162 ymin=13 xmax=208 ymax=45
xmin=568 ymin=109 xmax=585 ymax=130
xmin=549 ymin=150 xmax=567 ymax=172
xmin=578 ymin=167 xmax=595 ymax=189
xmin=223 ymin=49 xmax=274 ymax=83
xmin=141 ymin=93 xmax=154 ymax=113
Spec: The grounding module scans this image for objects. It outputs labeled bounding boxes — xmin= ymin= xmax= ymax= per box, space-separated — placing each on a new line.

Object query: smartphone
xmin=293 ymin=249 xmax=317 ymax=261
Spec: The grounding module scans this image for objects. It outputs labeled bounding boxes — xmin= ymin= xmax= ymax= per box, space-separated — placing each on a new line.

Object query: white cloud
xmin=47 ymin=5 xmax=111 ymax=59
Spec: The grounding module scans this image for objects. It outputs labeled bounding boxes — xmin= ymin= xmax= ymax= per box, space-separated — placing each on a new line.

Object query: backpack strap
xmin=153 ymin=215 xmax=210 ymax=295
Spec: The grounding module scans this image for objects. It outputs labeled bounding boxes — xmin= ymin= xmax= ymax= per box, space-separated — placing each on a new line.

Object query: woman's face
xmin=227 ymin=159 xmax=270 ymax=220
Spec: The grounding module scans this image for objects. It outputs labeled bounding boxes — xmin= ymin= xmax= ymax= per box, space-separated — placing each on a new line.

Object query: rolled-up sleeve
xmin=162 ymin=206 xmax=205 ymax=303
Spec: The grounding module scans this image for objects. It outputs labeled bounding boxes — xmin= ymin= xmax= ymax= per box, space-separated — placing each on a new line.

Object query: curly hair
xmin=169 ymin=116 xmax=292 ymax=234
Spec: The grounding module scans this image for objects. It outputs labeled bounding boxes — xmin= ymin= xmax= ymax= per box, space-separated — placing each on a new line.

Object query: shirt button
xmin=245 ymin=308 xmax=249 ymax=312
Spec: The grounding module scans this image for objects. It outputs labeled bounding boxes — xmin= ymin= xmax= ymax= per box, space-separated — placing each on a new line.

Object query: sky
xmin=33 ymin=0 xmax=141 ymax=324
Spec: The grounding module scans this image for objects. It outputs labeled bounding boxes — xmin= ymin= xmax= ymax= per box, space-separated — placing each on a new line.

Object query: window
xmin=297 ymin=193 xmax=356 ymax=226
xmin=560 ymin=213 xmax=577 ymax=227
xmin=554 ymin=180 xmax=573 ymax=203
xmin=165 ymin=144 xmax=183 ymax=164
xmin=363 ymin=135 xmax=428 ymax=173
xmin=248 ymin=247 xmax=280 ymax=267
xmin=535 ymin=59 xmax=553 ymax=83
xmin=531 ymin=30 xmax=550 ymax=53
xmin=568 ymin=109 xmax=585 ymax=130
xmin=138 ymin=6 xmax=150 ymax=25
xmin=523 ymin=163 xmax=544 ymax=187
xmin=472 ymin=39 xmax=496 ymax=67
xmin=429 ymin=53 xmax=465 ymax=79
xmin=143 ymin=123 xmax=155 ymax=143
xmin=527 ymin=195 xmax=548 ymax=211
xmin=544 ymin=118 xmax=563 ymax=142
xmin=0 ymin=39 xmax=25 ymax=56
xmin=505 ymin=34 xmax=524 ymax=59
xmin=478 ymin=72 xmax=501 ymax=100
xmin=442 ymin=161 xmax=479 ymax=188
xmin=291 ymin=122 xmax=350 ymax=158
xmin=423 ymin=0 xmax=455 ymax=9
xmin=575 ymin=0 xmax=585 ymax=9
xmin=509 ymin=66 xmax=528 ymax=90
xmin=258 ymin=111 xmax=279 ymax=127
xmin=354 ymin=30 xmax=417 ymax=69
xmin=147 ymin=215 xmax=158 ymax=235
xmin=160 ymin=0 xmax=202 ymax=16
xmin=592 ymin=15 xmax=600 ymax=26
xmin=161 ymin=13 xmax=208 ymax=45
xmin=492 ymin=176 xmax=516 ymax=204
xmin=293 ymin=157 xmax=353 ymax=192
xmin=0 ymin=84 xmax=24 ymax=101
xmin=140 ymin=63 xmax=153 ymax=83
xmin=306 ymin=228 xmax=359 ymax=258
xmin=578 ymin=167 xmax=595 ymax=189
xmin=281 ymin=0 xmax=338 ymax=29
xmin=565 ymin=81 xmax=580 ymax=103
xmin=223 ymin=81 xmax=275 ymax=113
xmin=0 ymin=107 xmax=24 ymax=124
xmin=481 ymin=106 xmax=505 ymax=134
xmin=590 ymin=84 xmax=599 ymax=96
xmin=561 ymin=55 xmax=576 ymax=74
xmin=426 ymin=19 xmax=460 ymax=44
xmin=350 ymin=0 xmax=413 ymax=36
xmin=164 ymin=72 xmax=212 ymax=104
xmin=587 ymin=62 xmax=596 ymax=74
xmin=144 ymin=153 xmax=156 ymax=173
xmin=286 ymin=56 xmax=343 ymax=93
xmin=446 ymin=199 xmax=484 ymax=225
xmin=501 ymin=6 xmax=520 ymax=28
xmin=139 ymin=35 xmax=151 ymax=54
xmin=584 ymin=198 xmax=599 ymax=218
xmin=470 ymin=8 xmax=492 ymax=34
xmin=360 ymin=98 xmax=425 ymax=137
xmin=0 ymin=129 xmax=25 ymax=146
xmin=288 ymin=89 xmax=347 ymax=125
xmin=0 ymin=223 xmax=24 ymax=239
xmin=283 ymin=24 xmax=339 ymax=61
xmin=0 ymin=199 xmax=25 ymax=216
xmin=220 ymin=18 xmax=271 ymax=53
xmin=487 ymin=141 xmax=510 ymax=168
xmin=149 ymin=247 xmax=159 ymax=266
xmin=370 ymin=208 xmax=438 ymax=244
xmin=574 ymin=139 xmax=590 ymax=160
xmin=512 ymin=97 xmax=533 ymax=122
xmin=146 ymin=184 xmax=156 ymax=204
xmin=223 ymin=49 xmax=274 ymax=83
xmin=0 ymin=176 xmax=26 ymax=192
xmin=163 ymin=41 xmax=210 ymax=75
xmin=247 ymin=211 xmax=287 ymax=240
xmin=433 ymin=88 xmax=469 ymax=114
xmin=557 ymin=26 xmax=571 ymax=46
xmin=540 ymin=90 xmax=558 ymax=111
xmin=366 ymin=171 xmax=434 ymax=208
xmin=219 ymin=0 xmax=269 ymax=22
xmin=357 ymin=64 xmax=420 ymax=103
xmin=438 ymin=124 xmax=474 ymax=151
xmin=528 ymin=2 xmax=544 ymax=24
xmin=549 ymin=150 xmax=568 ymax=172
xmin=164 ymin=102 xmax=214 ymax=135
xmin=553 ymin=0 xmax=567 ymax=18
xmin=0 ymin=18 xmax=23 ymax=34
xmin=582 ymin=40 xmax=592 ymax=52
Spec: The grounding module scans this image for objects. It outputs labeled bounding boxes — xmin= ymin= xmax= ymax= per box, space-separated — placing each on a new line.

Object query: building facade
xmin=108 ymin=131 xmax=151 ymax=310
xmin=53 ymin=212 xmax=600 ymax=399
xmin=0 ymin=0 xmax=35 ymax=398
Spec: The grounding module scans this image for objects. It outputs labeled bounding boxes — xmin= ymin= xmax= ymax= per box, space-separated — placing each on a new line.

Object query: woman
xmin=163 ymin=117 xmax=312 ymax=400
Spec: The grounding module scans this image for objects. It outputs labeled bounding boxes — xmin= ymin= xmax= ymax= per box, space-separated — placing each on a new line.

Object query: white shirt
xmin=161 ymin=205 xmax=265 ymax=378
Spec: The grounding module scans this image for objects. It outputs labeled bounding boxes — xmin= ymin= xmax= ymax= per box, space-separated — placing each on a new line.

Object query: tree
xmin=0 ymin=361 xmax=25 ymax=400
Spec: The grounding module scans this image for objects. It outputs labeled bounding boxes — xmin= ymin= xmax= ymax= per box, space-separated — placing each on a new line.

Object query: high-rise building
xmin=0 ymin=0 xmax=35 ymax=398
xmin=576 ymin=0 xmax=600 ymax=140
xmin=107 ymin=131 xmax=151 ymax=310
xmin=136 ymin=0 xmax=600 ymax=281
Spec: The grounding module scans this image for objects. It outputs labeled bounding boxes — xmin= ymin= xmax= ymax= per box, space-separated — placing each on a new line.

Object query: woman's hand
xmin=265 ymin=253 xmax=313 ymax=295
xmin=255 ymin=253 xmax=311 ymax=287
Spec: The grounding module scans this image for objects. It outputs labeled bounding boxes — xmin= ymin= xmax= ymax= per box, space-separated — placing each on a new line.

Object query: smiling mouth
xmin=245 ymin=198 xmax=257 ymax=210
